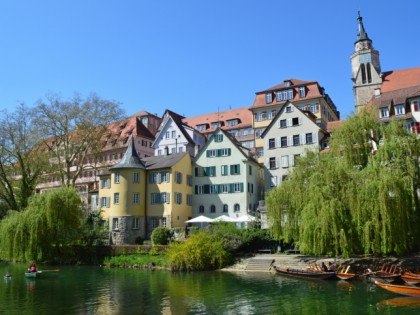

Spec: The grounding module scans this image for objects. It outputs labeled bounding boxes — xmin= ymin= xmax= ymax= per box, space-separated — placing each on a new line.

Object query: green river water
xmin=1 ymin=262 xmax=420 ymax=315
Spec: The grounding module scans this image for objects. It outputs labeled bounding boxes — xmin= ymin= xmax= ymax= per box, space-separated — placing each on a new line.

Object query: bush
xmin=151 ymin=227 xmax=171 ymax=245
xmin=167 ymin=231 xmax=234 ymax=271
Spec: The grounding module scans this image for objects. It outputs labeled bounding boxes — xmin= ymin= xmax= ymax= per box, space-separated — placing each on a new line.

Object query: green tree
xmin=151 ymin=227 xmax=171 ymax=245
xmin=0 ymin=104 xmax=48 ymax=211
xmin=0 ymin=186 xmax=84 ymax=261
xmin=267 ymin=109 xmax=420 ymax=257
xmin=33 ymin=93 xmax=124 ymax=187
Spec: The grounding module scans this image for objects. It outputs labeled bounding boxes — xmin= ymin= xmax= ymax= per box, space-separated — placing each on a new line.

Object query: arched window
xmin=199 ymin=205 xmax=204 ymax=213
xmin=210 ymin=205 xmax=216 ymax=213
xmin=367 ymin=63 xmax=372 ymax=83
xmin=234 ymin=204 xmax=240 ymax=212
xmin=361 ymin=64 xmax=366 ymax=84
xmin=223 ymin=204 xmax=228 ymax=213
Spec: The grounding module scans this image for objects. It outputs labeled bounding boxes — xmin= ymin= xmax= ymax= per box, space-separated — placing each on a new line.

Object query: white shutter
xmin=287 ymin=118 xmax=292 ymax=127
xmin=277 ymin=119 xmax=281 ymax=128
xmin=281 ymin=156 xmax=289 ymax=168
xmin=287 ymin=136 xmax=292 ymax=146
xmin=301 ymin=134 xmax=306 ymax=145
xmin=276 ymin=157 xmax=280 ymax=168
xmin=275 ymin=137 xmax=281 ymax=148
xmin=291 ymin=155 xmax=295 ymax=167
xmin=166 ymin=192 xmax=170 ymax=204
xmin=313 ymin=132 xmax=318 ymax=144
xmin=299 ymin=117 xmax=303 ymax=125
xmin=106 ymin=197 xmax=111 ymax=208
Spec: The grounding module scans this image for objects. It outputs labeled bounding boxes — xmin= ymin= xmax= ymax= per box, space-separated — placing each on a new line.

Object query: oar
xmin=39 ymin=269 xmax=60 ymax=273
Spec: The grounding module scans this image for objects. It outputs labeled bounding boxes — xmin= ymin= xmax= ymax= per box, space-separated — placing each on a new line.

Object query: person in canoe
xmin=321 ymin=262 xmax=329 ymax=272
xmin=328 ymin=262 xmax=336 ymax=272
xmin=28 ymin=262 xmax=37 ymax=273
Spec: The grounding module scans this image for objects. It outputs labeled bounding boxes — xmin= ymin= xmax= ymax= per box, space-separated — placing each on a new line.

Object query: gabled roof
xmin=380 ymin=67 xmax=420 ymax=93
xmin=142 ymin=152 xmax=189 ymax=170
xmin=257 ymin=79 xmax=316 ymax=93
xmin=194 ymin=127 xmax=259 ymax=166
xmin=154 ymin=109 xmax=195 ymax=146
xmin=110 ymin=136 xmax=146 ymax=170
xmin=372 ymin=85 xmax=420 ymax=107
xmin=261 ymin=101 xmax=325 ymax=138
xmin=183 ymin=106 xmax=252 ymax=133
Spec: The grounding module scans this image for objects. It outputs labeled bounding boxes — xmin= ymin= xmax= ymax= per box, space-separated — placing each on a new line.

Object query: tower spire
xmin=356 ymin=11 xmax=371 ymax=44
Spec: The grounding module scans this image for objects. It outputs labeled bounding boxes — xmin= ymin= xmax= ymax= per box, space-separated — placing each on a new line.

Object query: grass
xmin=103 ymin=254 xmax=169 ymax=268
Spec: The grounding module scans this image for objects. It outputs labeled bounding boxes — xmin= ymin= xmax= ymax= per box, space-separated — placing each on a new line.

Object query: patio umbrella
xmin=234 ymin=214 xmax=256 ymax=222
xmin=213 ymin=215 xmax=236 ymax=222
xmin=185 ymin=215 xmax=214 ymax=223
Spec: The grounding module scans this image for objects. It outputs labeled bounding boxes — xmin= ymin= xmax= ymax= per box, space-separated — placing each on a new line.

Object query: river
xmin=1 ymin=263 xmax=419 ymax=314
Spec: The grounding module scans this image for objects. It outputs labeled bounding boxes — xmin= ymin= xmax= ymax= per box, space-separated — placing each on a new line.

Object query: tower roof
xmin=355 ymin=11 xmax=371 ymax=44
xmin=110 ymin=136 xmax=145 ymax=170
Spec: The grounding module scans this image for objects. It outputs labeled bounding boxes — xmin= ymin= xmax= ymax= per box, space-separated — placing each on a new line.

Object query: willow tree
xmin=267 ymin=109 xmax=420 ymax=257
xmin=0 ymin=187 xmax=84 ymax=261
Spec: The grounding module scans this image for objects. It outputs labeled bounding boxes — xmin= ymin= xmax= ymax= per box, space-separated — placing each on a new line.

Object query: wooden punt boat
xmin=274 ymin=266 xmax=336 ymax=280
xmin=365 ymin=271 xmax=401 ymax=283
xmin=336 ymin=273 xmax=357 ymax=280
xmin=401 ymin=272 xmax=420 ymax=285
xmin=375 ymin=280 xmax=420 ymax=297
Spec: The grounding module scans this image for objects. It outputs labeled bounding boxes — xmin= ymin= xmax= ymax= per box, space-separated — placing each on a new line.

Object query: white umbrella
xmin=185 ymin=215 xmax=214 ymax=223
xmin=213 ymin=215 xmax=236 ymax=222
xmin=234 ymin=214 xmax=256 ymax=222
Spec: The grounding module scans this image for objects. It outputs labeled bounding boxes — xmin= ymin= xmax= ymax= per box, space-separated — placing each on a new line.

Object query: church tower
xmin=351 ymin=12 xmax=382 ymax=113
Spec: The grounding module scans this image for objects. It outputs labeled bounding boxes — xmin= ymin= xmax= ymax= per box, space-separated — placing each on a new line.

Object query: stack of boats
xmin=274 ymin=263 xmax=420 ymax=298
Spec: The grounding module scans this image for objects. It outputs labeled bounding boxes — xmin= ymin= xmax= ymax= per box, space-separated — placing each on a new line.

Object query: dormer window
xmin=211 ymin=122 xmax=221 ymax=129
xmin=395 ymin=104 xmax=405 ymax=116
xmin=266 ymin=92 xmax=272 ymax=103
xmin=299 ymin=87 xmax=306 ymax=98
xmin=380 ymin=107 xmax=389 ymax=118
xmin=284 ymin=80 xmax=291 ymax=87
xmin=196 ymin=124 xmax=207 ymax=131
xmin=226 ymin=119 xmax=238 ymax=127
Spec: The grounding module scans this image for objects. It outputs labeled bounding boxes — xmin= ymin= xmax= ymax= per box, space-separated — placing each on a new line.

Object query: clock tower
xmin=351 ymin=12 xmax=382 ymax=113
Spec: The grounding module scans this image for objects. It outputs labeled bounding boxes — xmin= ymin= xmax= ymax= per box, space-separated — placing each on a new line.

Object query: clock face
xmin=359 ymin=53 xmax=371 ymax=63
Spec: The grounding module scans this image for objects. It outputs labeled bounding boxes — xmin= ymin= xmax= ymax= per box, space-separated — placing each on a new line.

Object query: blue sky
xmin=1 ymin=1 xmax=419 ymax=120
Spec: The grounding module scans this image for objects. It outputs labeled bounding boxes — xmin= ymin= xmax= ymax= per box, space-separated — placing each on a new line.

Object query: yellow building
xmin=99 ymin=136 xmax=192 ymax=244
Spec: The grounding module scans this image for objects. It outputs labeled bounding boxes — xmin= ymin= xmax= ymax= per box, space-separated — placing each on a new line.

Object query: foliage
xmin=167 ymin=231 xmax=234 ymax=271
xmin=103 ymin=254 xmax=169 ymax=268
xmin=151 ymin=227 xmax=171 ymax=245
xmin=0 ymin=104 xmax=48 ymax=211
xmin=0 ymin=187 xmax=84 ymax=261
xmin=33 ymin=93 xmax=124 ymax=187
xmin=267 ymin=109 xmax=420 ymax=257
xmin=78 ymin=210 xmax=108 ymax=246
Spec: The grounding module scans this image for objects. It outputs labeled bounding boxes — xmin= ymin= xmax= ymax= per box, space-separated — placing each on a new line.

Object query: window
xmin=161 ymin=192 xmax=169 ymax=204
xmin=187 ymin=175 xmax=193 ymax=186
xmin=249 ymin=165 xmax=252 ymax=175
xmin=269 ymin=157 xmax=277 ymax=169
xmin=233 ymin=183 xmax=242 ymax=192
xmin=286 ymin=106 xmax=293 ymax=113
xmin=175 ymin=172 xmax=182 ymax=184
xmin=230 ymin=164 xmax=240 ymax=175
xmin=281 ymin=137 xmax=287 ymax=148
xmin=151 ymin=192 xmax=161 ymax=204
xmin=133 ymin=172 xmax=140 ymax=183
xmin=165 ymin=131 xmax=170 ymax=139
xmin=210 ymin=185 xmax=217 ymax=194
xmin=234 ymin=204 xmax=240 ymax=212
xmin=112 ymin=218 xmax=119 ymax=230
xmin=220 ymin=148 xmax=230 ymax=156
xmin=100 ymin=178 xmax=111 ymax=189
xmin=305 ymin=133 xmax=313 ymax=144
xmin=151 ymin=218 xmax=159 ymax=229
xmin=220 ymin=184 xmax=228 ymax=193
xmin=380 ymin=107 xmax=389 ymax=118
xmin=172 ymin=130 xmax=176 ymax=138
xmin=299 ymin=87 xmax=306 ymax=98
xmin=276 ymin=91 xmax=282 ymax=102
xmin=196 ymin=185 xmax=204 ymax=194
xmin=413 ymin=101 xmax=419 ymax=112
xmin=256 ymin=148 xmax=264 ymax=157
xmin=157 ymin=150 xmax=162 ymax=156
xmin=187 ymin=195 xmax=192 ymax=206
xmin=226 ymin=119 xmax=238 ymax=127
xmin=266 ymin=93 xmax=272 ymax=103
xmin=214 ymin=134 xmax=223 ymax=142
xmin=221 ymin=165 xmax=228 ymax=176
xmin=292 ymin=117 xmax=299 ymax=126
xmin=395 ymin=105 xmax=405 ymax=115
xmin=255 ymin=112 xmax=263 ymax=122
xmin=310 ymin=104 xmax=318 ymax=113
xmin=196 ymin=124 xmax=207 ymax=131
xmin=171 ymin=147 xmax=176 ymax=153
xmin=161 ymin=171 xmax=169 ymax=182
xmin=281 ymin=156 xmax=289 ymax=168
xmin=174 ymin=192 xmax=182 ymax=204
xmin=268 ymin=138 xmax=275 ymax=149
xmin=207 ymin=149 xmax=216 ymax=157
xmin=133 ymin=192 xmax=140 ymax=204
xmin=211 ymin=122 xmax=220 ymax=129
xmin=210 ymin=205 xmax=216 ymax=213
xmin=223 ymin=204 xmax=228 ymax=213
xmin=287 ymin=89 xmax=293 ymax=100
xmin=199 ymin=205 xmax=204 ymax=213
xmin=132 ymin=217 xmax=139 ymax=229
xmin=101 ymin=197 xmax=110 ymax=208
xmin=293 ymin=135 xmax=300 ymax=146
xmin=114 ymin=193 xmax=119 ymax=205
xmin=161 ymin=218 xmax=167 ymax=227
xmin=280 ymin=119 xmax=287 ymax=128
xmin=267 ymin=111 xmax=273 ymax=120
xmin=114 ymin=172 xmax=120 ymax=184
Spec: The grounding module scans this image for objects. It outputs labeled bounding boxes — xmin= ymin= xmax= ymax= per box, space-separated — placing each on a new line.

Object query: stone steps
xmin=245 ymin=258 xmax=274 ymax=271
xmin=245 ymin=255 xmax=313 ymax=272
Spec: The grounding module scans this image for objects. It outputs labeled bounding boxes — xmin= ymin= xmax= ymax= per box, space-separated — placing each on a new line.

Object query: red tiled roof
xmin=183 ymin=107 xmax=252 ymax=134
xmin=326 ymin=120 xmax=346 ymax=132
xmin=381 ymin=67 xmax=420 ymax=93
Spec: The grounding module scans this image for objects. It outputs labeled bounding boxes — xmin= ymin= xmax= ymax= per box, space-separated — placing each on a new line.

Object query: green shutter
xmin=204 ymin=185 xmax=209 ymax=194
xmin=228 ymin=148 xmax=231 ymax=156
xmin=195 ymin=185 xmax=198 ymax=194
xmin=241 ymin=183 xmax=244 ymax=192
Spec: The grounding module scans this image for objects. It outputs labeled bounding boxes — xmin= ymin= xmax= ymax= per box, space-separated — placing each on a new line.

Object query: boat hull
xmin=274 ymin=266 xmax=335 ymax=280
xmin=401 ymin=273 xmax=420 ymax=285
xmin=375 ymin=281 xmax=420 ymax=297
xmin=365 ymin=272 xmax=401 ymax=283
xmin=25 ymin=272 xmax=38 ymax=278
xmin=336 ymin=273 xmax=357 ymax=280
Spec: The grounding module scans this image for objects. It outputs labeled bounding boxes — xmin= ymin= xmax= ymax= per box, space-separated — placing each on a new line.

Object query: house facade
xmin=251 ymin=79 xmax=339 ymax=163
xmin=99 ymin=136 xmax=193 ymax=244
xmin=152 ymin=109 xmax=206 ymax=157
xmin=192 ymin=128 xmax=261 ymax=220
xmin=261 ymin=101 xmax=327 ymax=192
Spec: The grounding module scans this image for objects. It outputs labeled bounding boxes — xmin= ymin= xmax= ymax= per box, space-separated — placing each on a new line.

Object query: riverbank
xmin=221 ymin=253 xmax=420 ymax=273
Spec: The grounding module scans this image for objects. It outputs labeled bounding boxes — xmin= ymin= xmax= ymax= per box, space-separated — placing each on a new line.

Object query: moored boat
xmin=25 ymin=271 xmax=40 ymax=278
xmin=375 ymin=280 xmax=420 ymax=297
xmin=336 ymin=273 xmax=357 ymax=280
xmin=274 ymin=266 xmax=335 ymax=280
xmin=365 ymin=271 xmax=401 ymax=283
xmin=401 ymin=272 xmax=420 ymax=285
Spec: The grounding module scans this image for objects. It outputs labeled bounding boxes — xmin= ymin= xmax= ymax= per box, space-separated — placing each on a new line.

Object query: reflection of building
xmin=261 ymin=101 xmax=328 ymax=192
xmin=153 ymin=110 xmax=206 ymax=157
xmin=183 ymin=107 xmax=255 ymax=150
xmin=36 ymin=111 xmax=161 ymax=212
xmin=192 ymin=128 xmax=261 ymax=220
xmin=99 ymin=136 xmax=192 ymax=244
xmin=352 ymin=12 xmax=420 ymax=133
xmin=251 ymin=78 xmax=339 ymax=163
